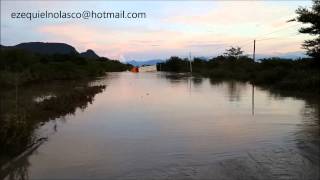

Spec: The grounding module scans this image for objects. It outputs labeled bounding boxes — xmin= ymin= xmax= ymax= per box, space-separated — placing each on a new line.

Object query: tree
xmin=223 ymin=46 xmax=243 ymax=59
xmin=295 ymin=0 xmax=320 ymax=59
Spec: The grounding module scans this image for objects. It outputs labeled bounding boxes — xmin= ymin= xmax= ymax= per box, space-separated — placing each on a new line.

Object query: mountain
xmin=127 ymin=59 xmax=164 ymax=67
xmin=275 ymin=51 xmax=308 ymax=59
xmin=2 ymin=42 xmax=103 ymax=59
xmin=80 ymin=49 xmax=99 ymax=59
xmin=0 ymin=44 xmax=10 ymax=49
xmin=195 ymin=56 xmax=209 ymax=60
xmin=13 ymin=42 xmax=78 ymax=55
xmin=256 ymin=51 xmax=308 ymax=60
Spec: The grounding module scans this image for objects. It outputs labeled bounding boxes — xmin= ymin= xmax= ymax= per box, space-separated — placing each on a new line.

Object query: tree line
xmin=157 ymin=0 xmax=320 ymax=93
xmin=0 ymin=48 xmax=132 ymax=87
xmin=157 ymin=55 xmax=319 ymax=93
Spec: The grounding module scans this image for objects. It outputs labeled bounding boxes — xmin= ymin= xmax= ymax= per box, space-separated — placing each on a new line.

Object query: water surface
xmin=1 ymin=72 xmax=319 ymax=179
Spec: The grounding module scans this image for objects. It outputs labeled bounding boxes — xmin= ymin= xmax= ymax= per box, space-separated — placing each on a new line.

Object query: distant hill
xmin=0 ymin=44 xmax=10 ymax=49
xmin=271 ymin=51 xmax=308 ymax=59
xmin=255 ymin=51 xmax=308 ymax=60
xmin=13 ymin=42 xmax=78 ymax=55
xmin=127 ymin=59 xmax=163 ymax=67
xmin=1 ymin=42 xmax=103 ymax=60
xmin=80 ymin=49 xmax=99 ymax=59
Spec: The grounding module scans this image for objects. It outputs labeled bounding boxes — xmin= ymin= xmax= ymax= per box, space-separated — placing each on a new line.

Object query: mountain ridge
xmin=127 ymin=59 xmax=164 ymax=67
xmin=80 ymin=49 xmax=100 ymax=59
xmin=1 ymin=42 xmax=101 ymax=59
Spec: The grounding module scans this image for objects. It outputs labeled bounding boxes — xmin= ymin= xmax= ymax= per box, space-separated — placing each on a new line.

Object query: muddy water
xmin=1 ymin=72 xmax=319 ymax=179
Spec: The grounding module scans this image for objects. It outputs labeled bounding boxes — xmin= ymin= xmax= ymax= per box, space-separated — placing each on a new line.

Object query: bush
xmin=0 ymin=48 xmax=130 ymax=87
xmin=158 ymin=56 xmax=319 ymax=93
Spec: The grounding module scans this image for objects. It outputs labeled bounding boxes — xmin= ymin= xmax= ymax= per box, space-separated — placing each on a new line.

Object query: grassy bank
xmin=0 ymin=47 xmax=129 ymax=168
xmin=0 ymin=81 xmax=106 ymax=167
xmin=0 ymin=48 xmax=131 ymax=87
xmin=157 ymin=56 xmax=320 ymax=93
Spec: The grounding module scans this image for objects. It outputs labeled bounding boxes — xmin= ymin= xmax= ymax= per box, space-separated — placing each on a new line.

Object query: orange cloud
xmin=37 ymin=0 xmax=308 ymax=60
xmin=38 ymin=23 xmax=190 ymax=59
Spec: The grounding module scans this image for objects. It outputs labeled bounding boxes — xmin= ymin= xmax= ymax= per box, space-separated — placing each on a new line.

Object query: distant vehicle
xmin=130 ymin=67 xmax=139 ymax=73
xmin=139 ymin=65 xmax=157 ymax=72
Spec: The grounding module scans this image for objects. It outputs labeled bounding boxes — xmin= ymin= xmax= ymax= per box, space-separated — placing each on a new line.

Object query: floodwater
xmin=0 ymin=72 xmax=319 ymax=180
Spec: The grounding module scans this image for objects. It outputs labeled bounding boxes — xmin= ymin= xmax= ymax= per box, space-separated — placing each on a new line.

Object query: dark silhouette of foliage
xmin=0 ymin=48 xmax=131 ymax=87
xmin=223 ymin=46 xmax=244 ymax=59
xmin=157 ymin=56 xmax=190 ymax=72
xmin=158 ymin=56 xmax=319 ymax=93
xmin=295 ymin=0 xmax=320 ymax=58
xmin=0 ymin=81 xmax=105 ymax=166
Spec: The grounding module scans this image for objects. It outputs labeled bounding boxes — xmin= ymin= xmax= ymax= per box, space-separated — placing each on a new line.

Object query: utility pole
xmin=189 ymin=52 xmax=192 ymax=73
xmin=252 ymin=39 xmax=256 ymax=116
xmin=252 ymin=84 xmax=255 ymax=116
xmin=253 ymin=39 xmax=256 ymax=62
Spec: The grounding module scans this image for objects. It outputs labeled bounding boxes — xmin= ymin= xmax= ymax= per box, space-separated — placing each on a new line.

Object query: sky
xmin=0 ymin=0 xmax=313 ymax=61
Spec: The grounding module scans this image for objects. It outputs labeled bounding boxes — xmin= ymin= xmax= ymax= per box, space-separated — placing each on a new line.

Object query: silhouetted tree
xmin=295 ymin=0 xmax=320 ymax=59
xmin=223 ymin=46 xmax=243 ymax=59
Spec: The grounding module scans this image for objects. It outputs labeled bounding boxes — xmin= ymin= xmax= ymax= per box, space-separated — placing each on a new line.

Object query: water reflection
xmin=252 ymin=84 xmax=255 ymax=116
xmin=1 ymin=72 xmax=319 ymax=179
xmin=226 ymin=81 xmax=246 ymax=102
xmin=0 ymin=80 xmax=105 ymax=179
xmin=191 ymin=77 xmax=203 ymax=87
xmin=4 ymin=159 xmax=30 ymax=180
xmin=160 ymin=72 xmax=190 ymax=85
xmin=267 ymin=89 xmax=319 ymax=178
xmin=267 ymin=89 xmax=320 ymax=169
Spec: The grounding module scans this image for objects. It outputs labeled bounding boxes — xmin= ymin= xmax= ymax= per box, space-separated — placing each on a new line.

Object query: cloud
xmin=38 ymin=21 xmax=306 ymax=60
xmin=163 ymin=1 xmax=296 ymax=37
xmin=186 ymin=43 xmax=227 ymax=48
xmin=1 ymin=0 xmax=309 ymax=60
xmin=38 ymin=23 xmax=186 ymax=59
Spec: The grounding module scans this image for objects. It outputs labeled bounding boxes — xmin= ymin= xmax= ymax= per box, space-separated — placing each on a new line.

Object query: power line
xmin=256 ymin=32 xmax=302 ymax=42
xmin=215 ymin=24 xmax=300 ymax=52
xmin=256 ymin=37 xmax=278 ymax=42
xmin=209 ymin=20 xmax=302 ymax=57
xmin=210 ymin=39 xmax=253 ymax=54
xmin=239 ymin=41 xmax=253 ymax=48
xmin=254 ymin=23 xmax=300 ymax=39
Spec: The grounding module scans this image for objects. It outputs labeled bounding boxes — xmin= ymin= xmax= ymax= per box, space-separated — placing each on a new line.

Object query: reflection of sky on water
xmin=2 ymin=72 xmax=319 ymax=179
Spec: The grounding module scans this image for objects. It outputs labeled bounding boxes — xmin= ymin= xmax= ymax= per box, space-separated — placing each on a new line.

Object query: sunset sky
xmin=1 ymin=1 xmax=313 ymax=61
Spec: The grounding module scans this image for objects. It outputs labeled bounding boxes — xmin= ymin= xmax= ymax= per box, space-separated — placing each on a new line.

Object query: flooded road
xmin=1 ymin=72 xmax=319 ymax=179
